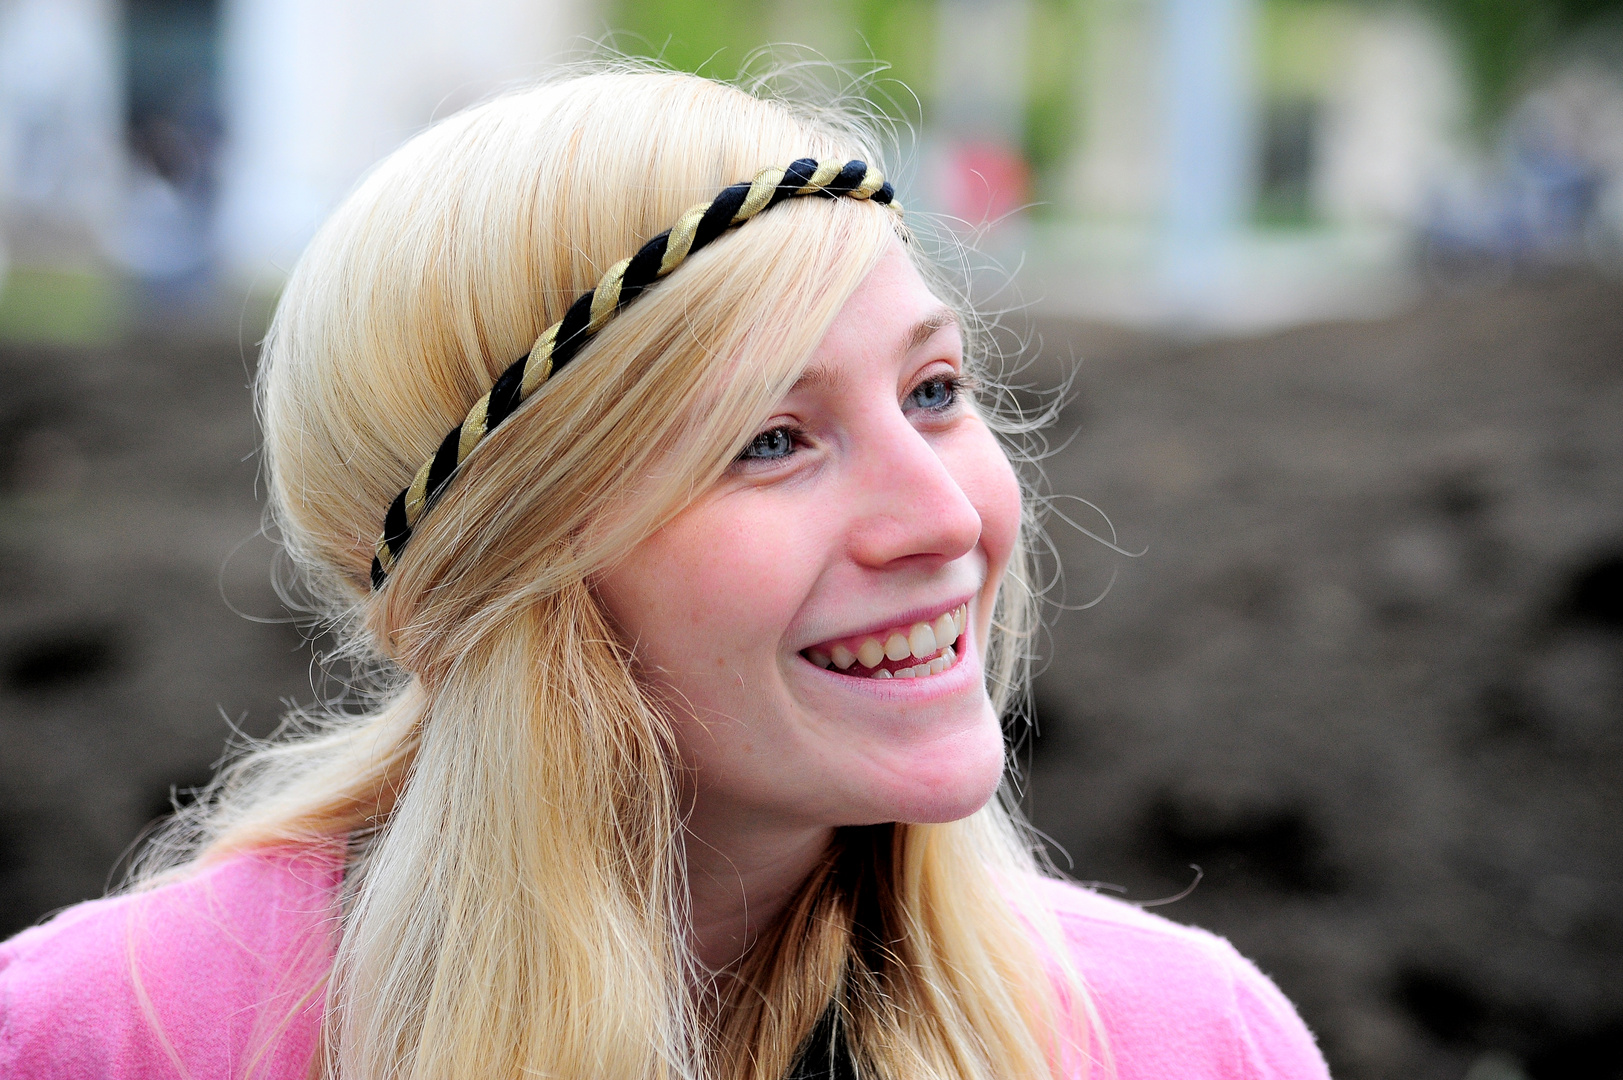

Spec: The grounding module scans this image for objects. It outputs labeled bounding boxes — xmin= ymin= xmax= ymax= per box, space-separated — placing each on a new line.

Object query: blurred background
xmin=0 ymin=1 xmax=1619 ymax=1078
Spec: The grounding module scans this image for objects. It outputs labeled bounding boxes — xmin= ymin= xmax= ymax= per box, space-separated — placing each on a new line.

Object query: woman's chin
xmin=898 ymin=769 xmax=1006 ymax=824
xmin=855 ymin=725 xmax=1009 ymax=826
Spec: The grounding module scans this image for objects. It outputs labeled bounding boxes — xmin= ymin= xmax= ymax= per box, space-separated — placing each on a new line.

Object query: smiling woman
xmin=0 ymin=67 xmax=1331 ymax=1080
xmin=596 ymin=244 xmax=1021 ymax=973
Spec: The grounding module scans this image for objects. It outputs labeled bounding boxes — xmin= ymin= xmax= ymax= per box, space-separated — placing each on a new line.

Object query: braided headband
xmin=369 ymin=157 xmax=895 ymax=589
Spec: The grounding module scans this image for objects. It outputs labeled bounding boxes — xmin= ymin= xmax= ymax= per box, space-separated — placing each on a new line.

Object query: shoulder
xmin=1020 ymin=875 xmax=1331 ymax=1080
xmin=0 ymin=843 xmax=343 ymax=1080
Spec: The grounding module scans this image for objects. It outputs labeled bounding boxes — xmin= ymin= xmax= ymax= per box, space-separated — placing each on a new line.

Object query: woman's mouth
xmin=801 ymin=604 xmax=968 ymax=680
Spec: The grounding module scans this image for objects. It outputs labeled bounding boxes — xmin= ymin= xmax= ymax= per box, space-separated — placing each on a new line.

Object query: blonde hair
xmin=137 ymin=68 xmax=1089 ymax=1080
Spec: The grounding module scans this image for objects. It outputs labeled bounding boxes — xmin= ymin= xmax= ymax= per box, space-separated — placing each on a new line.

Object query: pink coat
xmin=0 ymin=845 xmax=1331 ymax=1079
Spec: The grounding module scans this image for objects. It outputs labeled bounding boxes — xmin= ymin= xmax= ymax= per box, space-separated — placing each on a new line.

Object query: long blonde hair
xmin=138 ymin=67 xmax=1088 ymax=1080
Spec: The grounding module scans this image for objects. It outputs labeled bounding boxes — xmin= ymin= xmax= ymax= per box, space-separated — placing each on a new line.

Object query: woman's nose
xmin=843 ymin=413 xmax=982 ymax=569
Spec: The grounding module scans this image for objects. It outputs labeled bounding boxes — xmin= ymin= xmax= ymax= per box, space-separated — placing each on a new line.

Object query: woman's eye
xmin=906 ymin=376 xmax=960 ymax=412
xmin=738 ymin=427 xmax=797 ymax=461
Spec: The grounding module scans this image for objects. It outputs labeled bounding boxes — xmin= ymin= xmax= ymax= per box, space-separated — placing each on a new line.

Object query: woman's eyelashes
xmin=738 ymin=426 xmax=800 ymax=462
xmin=905 ymin=374 xmax=966 ymax=414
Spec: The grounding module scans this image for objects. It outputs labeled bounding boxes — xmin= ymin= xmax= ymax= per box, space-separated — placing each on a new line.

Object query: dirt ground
xmin=0 ymin=274 xmax=1618 ymax=1080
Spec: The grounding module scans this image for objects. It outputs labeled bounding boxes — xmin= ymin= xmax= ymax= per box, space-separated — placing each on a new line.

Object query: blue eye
xmin=907 ymin=376 xmax=959 ymax=412
xmin=739 ymin=427 xmax=796 ymax=461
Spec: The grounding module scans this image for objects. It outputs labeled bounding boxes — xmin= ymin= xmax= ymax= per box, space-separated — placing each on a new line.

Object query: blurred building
xmin=1033 ymin=0 xmax=1470 ymax=331
xmin=2 ymin=0 xmax=1622 ymax=335
xmin=216 ymin=0 xmax=588 ymax=274
xmin=0 ymin=0 xmax=123 ymax=271
xmin=0 ymin=0 xmax=587 ymax=319
xmin=349 ymin=0 xmax=1623 ymax=330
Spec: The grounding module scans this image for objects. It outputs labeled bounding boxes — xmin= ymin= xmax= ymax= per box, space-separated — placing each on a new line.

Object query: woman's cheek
xmin=960 ymin=426 xmax=1023 ymax=579
xmin=628 ymin=496 xmax=819 ymax=667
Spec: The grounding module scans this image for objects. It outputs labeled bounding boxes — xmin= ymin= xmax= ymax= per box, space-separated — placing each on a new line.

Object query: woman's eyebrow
xmin=906 ymin=308 xmax=959 ymax=354
xmin=791 ymin=362 xmax=842 ymax=394
xmin=789 ymin=310 xmax=961 ymax=394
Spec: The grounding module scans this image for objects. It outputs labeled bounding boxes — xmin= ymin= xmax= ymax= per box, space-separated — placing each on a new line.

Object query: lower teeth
xmin=867 ymin=645 xmax=955 ymax=680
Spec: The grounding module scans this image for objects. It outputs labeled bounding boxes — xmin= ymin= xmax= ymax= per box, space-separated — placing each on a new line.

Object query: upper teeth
xmin=805 ymin=605 xmax=967 ymax=676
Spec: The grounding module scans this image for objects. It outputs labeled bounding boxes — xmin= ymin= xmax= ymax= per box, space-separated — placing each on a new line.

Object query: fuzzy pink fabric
xmin=0 ymin=846 xmax=1331 ymax=1079
xmin=0 ymin=846 xmax=341 ymax=1080
xmin=1026 ymin=875 xmax=1333 ymax=1079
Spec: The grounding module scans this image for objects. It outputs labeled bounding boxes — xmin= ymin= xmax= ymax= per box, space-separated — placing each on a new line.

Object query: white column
xmin=0 ymin=0 xmax=123 ymax=264
xmin=1067 ymin=0 xmax=1163 ymax=221
xmin=214 ymin=0 xmax=589 ymax=276
xmin=1162 ymin=0 xmax=1257 ymax=289
xmin=935 ymin=0 xmax=1029 ymax=140
xmin=1315 ymin=10 xmax=1463 ymax=227
xmin=931 ymin=0 xmax=1031 ymax=225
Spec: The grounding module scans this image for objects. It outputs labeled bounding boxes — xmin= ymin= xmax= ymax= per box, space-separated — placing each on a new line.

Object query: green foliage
xmin=0 ymin=270 xmax=123 ymax=346
xmin=852 ymin=0 xmax=936 ymax=121
xmin=1259 ymin=0 xmax=1361 ymax=97
xmin=608 ymin=0 xmax=769 ymax=78
xmin=607 ymin=0 xmax=937 ymax=121
xmin=1024 ymin=0 xmax=1081 ymax=178
xmin=607 ymin=0 xmax=1086 ymax=207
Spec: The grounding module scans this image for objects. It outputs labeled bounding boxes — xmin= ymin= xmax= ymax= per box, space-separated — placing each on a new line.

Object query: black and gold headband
xmin=369 ymin=157 xmax=896 ymax=589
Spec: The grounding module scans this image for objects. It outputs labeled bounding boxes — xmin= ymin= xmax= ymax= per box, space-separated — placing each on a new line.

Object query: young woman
xmin=0 ymin=69 xmax=1332 ymax=1080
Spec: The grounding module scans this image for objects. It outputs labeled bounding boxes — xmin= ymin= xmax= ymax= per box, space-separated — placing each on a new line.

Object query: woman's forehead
xmin=806 ymin=246 xmax=959 ymax=362
xmin=790 ymin=307 xmax=959 ymax=394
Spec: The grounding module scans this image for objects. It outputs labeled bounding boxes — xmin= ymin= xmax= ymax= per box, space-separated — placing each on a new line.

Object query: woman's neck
xmin=683 ymin=812 xmax=835 ymax=972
